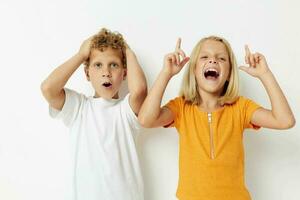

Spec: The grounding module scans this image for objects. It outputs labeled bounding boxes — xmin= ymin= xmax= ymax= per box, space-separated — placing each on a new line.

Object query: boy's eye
xmin=110 ymin=63 xmax=119 ymax=68
xmin=95 ymin=63 xmax=102 ymax=68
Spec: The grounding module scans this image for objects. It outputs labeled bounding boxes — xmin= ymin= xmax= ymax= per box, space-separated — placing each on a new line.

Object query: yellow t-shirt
xmin=164 ymin=96 xmax=261 ymax=200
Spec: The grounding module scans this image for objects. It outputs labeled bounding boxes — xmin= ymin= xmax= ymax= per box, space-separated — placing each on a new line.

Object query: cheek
xmin=222 ymin=63 xmax=231 ymax=78
xmin=89 ymin=70 xmax=100 ymax=79
xmin=113 ymin=70 xmax=125 ymax=82
xmin=194 ymin=63 xmax=203 ymax=75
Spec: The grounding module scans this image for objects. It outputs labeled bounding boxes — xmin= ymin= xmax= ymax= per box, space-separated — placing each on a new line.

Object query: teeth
xmin=205 ymin=68 xmax=218 ymax=73
xmin=204 ymin=68 xmax=220 ymax=78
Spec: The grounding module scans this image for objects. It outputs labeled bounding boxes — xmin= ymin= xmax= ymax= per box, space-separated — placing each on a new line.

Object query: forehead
xmin=199 ymin=40 xmax=228 ymax=55
xmin=89 ymin=47 xmax=123 ymax=63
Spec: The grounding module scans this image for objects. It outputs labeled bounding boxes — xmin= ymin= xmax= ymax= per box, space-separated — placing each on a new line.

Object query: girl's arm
xmin=40 ymin=37 xmax=92 ymax=110
xmin=239 ymin=45 xmax=296 ymax=129
xmin=125 ymin=45 xmax=148 ymax=115
xmin=138 ymin=39 xmax=189 ymax=128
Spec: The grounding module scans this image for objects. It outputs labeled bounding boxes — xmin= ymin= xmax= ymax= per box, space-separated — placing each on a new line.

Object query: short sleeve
xmin=239 ymin=96 xmax=262 ymax=130
xmin=49 ymin=88 xmax=84 ymax=127
xmin=163 ymin=96 xmax=183 ymax=128
xmin=121 ymin=93 xmax=142 ymax=130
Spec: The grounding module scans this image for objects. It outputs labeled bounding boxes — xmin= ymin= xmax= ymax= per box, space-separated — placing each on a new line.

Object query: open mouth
xmin=204 ymin=68 xmax=220 ymax=79
xmin=102 ymin=82 xmax=112 ymax=88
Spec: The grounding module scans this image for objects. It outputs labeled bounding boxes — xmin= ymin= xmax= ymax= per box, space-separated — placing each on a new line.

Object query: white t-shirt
xmin=49 ymin=88 xmax=144 ymax=200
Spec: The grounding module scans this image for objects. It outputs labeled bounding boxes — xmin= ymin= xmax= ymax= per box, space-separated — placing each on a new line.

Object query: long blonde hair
xmin=179 ymin=36 xmax=239 ymax=105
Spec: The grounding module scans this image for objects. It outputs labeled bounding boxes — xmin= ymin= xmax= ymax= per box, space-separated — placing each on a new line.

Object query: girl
xmin=138 ymin=36 xmax=295 ymax=200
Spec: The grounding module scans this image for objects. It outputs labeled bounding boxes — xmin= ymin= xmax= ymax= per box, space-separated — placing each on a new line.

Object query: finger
xmin=239 ymin=66 xmax=249 ymax=73
xmin=245 ymin=45 xmax=251 ymax=56
xmin=166 ymin=53 xmax=174 ymax=63
xmin=176 ymin=49 xmax=186 ymax=59
xmin=175 ymin=52 xmax=180 ymax=66
xmin=249 ymin=54 xmax=256 ymax=67
xmin=179 ymin=57 xmax=190 ymax=68
xmin=171 ymin=54 xmax=177 ymax=65
xmin=175 ymin=38 xmax=181 ymax=51
xmin=245 ymin=45 xmax=250 ymax=64
xmin=254 ymin=53 xmax=260 ymax=63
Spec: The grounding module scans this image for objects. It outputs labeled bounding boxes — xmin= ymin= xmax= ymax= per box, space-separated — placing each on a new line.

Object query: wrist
xmin=76 ymin=52 xmax=88 ymax=62
xmin=258 ymin=70 xmax=273 ymax=81
xmin=160 ymin=68 xmax=173 ymax=80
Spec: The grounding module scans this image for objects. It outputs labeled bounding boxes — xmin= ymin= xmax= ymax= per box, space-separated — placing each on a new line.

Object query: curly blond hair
xmin=85 ymin=28 xmax=127 ymax=67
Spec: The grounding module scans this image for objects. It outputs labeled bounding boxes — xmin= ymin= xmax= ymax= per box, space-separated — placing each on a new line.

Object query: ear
xmin=123 ymin=69 xmax=127 ymax=80
xmin=84 ymin=66 xmax=90 ymax=81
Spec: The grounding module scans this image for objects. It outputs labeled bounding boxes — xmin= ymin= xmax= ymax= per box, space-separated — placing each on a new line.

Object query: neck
xmin=93 ymin=92 xmax=119 ymax=99
xmin=198 ymin=90 xmax=222 ymax=112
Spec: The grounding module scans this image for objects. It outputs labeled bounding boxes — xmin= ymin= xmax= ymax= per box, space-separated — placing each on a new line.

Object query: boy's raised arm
xmin=126 ymin=45 xmax=148 ymax=115
xmin=40 ymin=37 xmax=92 ymax=110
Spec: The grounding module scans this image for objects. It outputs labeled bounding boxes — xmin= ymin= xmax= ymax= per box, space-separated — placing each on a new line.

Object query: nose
xmin=101 ymin=67 xmax=112 ymax=77
xmin=208 ymin=58 xmax=217 ymax=64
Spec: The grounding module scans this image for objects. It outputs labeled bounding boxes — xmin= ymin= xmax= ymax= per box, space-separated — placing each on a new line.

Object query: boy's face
xmin=85 ymin=47 xmax=126 ymax=99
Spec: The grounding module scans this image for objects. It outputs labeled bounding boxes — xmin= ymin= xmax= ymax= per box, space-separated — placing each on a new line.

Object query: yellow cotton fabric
xmin=165 ymin=96 xmax=261 ymax=200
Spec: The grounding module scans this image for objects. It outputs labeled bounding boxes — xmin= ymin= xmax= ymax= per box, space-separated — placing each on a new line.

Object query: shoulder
xmin=227 ymin=96 xmax=250 ymax=106
xmin=64 ymin=88 xmax=87 ymax=101
xmin=166 ymin=96 xmax=186 ymax=105
xmin=227 ymin=96 xmax=260 ymax=114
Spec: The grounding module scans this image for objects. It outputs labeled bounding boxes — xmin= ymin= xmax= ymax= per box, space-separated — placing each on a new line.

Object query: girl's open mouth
xmin=204 ymin=68 xmax=220 ymax=80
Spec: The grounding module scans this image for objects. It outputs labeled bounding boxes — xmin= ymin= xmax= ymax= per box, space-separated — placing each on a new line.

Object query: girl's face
xmin=194 ymin=39 xmax=230 ymax=96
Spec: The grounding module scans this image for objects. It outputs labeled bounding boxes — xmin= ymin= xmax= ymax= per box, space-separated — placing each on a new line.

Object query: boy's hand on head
xmin=163 ymin=38 xmax=190 ymax=77
xmin=239 ymin=45 xmax=271 ymax=79
xmin=78 ymin=36 xmax=93 ymax=61
xmin=125 ymin=42 xmax=135 ymax=55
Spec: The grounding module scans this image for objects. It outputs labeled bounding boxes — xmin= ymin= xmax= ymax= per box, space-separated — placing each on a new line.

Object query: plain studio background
xmin=0 ymin=0 xmax=299 ymax=199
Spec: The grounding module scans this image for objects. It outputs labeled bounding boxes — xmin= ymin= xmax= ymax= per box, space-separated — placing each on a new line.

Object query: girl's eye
xmin=219 ymin=57 xmax=226 ymax=61
xmin=110 ymin=63 xmax=119 ymax=68
xmin=200 ymin=56 xmax=208 ymax=59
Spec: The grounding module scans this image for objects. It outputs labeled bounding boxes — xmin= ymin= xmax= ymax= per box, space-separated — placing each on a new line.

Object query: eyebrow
xmin=199 ymin=51 xmax=228 ymax=56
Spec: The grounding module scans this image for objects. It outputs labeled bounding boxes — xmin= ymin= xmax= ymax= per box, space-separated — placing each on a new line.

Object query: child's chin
xmin=202 ymin=85 xmax=223 ymax=94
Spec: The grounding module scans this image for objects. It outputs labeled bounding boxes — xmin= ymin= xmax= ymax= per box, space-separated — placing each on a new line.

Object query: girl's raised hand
xmin=239 ymin=45 xmax=270 ymax=78
xmin=163 ymin=38 xmax=190 ymax=77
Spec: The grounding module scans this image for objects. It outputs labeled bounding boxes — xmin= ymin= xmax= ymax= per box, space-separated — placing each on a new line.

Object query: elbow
xmin=138 ymin=114 xmax=153 ymax=128
xmin=40 ymin=81 xmax=50 ymax=96
xmin=40 ymin=81 xmax=57 ymax=99
xmin=285 ymin=117 xmax=296 ymax=129
xmin=278 ymin=117 xmax=296 ymax=129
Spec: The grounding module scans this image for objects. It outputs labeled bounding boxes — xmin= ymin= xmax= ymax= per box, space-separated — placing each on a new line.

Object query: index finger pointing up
xmin=245 ymin=45 xmax=251 ymax=56
xmin=176 ymin=38 xmax=181 ymax=50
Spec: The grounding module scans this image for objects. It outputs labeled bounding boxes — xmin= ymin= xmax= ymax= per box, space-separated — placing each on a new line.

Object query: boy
xmin=41 ymin=28 xmax=147 ymax=200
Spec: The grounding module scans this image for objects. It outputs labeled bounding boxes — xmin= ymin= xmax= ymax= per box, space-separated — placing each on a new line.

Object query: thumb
xmin=239 ymin=66 xmax=249 ymax=73
xmin=179 ymin=57 xmax=190 ymax=67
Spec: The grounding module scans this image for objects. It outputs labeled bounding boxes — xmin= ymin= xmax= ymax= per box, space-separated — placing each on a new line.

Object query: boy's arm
xmin=40 ymin=37 xmax=92 ymax=110
xmin=138 ymin=38 xmax=190 ymax=128
xmin=126 ymin=46 xmax=148 ymax=115
xmin=240 ymin=45 xmax=296 ymax=129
